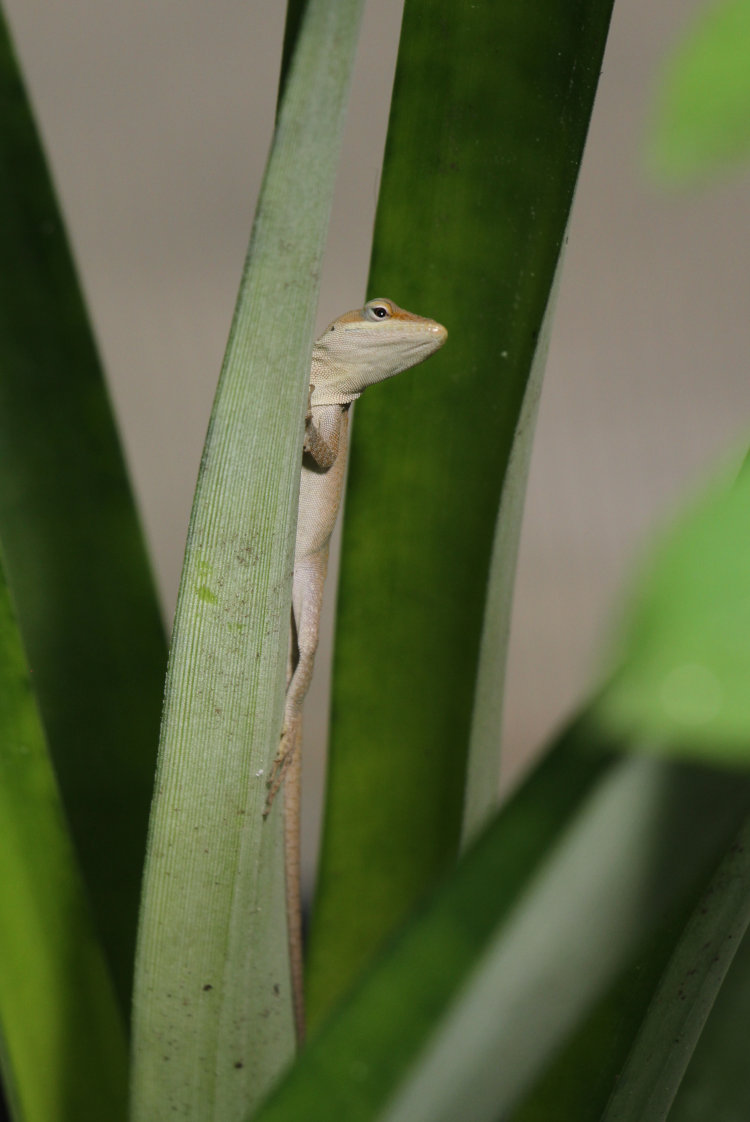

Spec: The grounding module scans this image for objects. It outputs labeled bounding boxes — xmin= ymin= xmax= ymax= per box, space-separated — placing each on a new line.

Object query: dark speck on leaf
xmin=203 ymin=984 xmax=213 ymax=991
xmin=234 ymin=1062 xmax=244 ymax=1070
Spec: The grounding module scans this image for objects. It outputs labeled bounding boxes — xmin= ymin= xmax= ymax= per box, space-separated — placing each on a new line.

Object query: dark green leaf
xmin=599 ymin=813 xmax=750 ymax=1122
xmin=0 ymin=547 xmax=127 ymax=1122
xmin=307 ymin=0 xmax=615 ymax=1028
xmin=0 ymin=10 xmax=167 ymax=1007
xmin=667 ymin=927 xmax=750 ymax=1121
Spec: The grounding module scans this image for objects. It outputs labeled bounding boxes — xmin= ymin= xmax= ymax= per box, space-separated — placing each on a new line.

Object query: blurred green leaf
xmin=0 ymin=9 xmax=166 ymax=1006
xmin=501 ymin=450 xmax=750 ymax=1121
xmin=594 ymin=451 xmax=750 ymax=762
xmin=130 ymin=2 xmax=367 ymax=1118
xmin=251 ymin=726 xmax=749 ymax=1122
xmin=383 ymin=760 xmax=747 ymax=1122
xmin=0 ymin=546 xmax=127 ymax=1122
xmin=647 ymin=0 xmax=750 ymax=183
xmin=307 ymin=0 xmax=615 ymax=1030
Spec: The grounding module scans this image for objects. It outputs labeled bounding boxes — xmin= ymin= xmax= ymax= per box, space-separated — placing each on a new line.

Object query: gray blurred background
xmin=5 ymin=0 xmax=750 ymax=891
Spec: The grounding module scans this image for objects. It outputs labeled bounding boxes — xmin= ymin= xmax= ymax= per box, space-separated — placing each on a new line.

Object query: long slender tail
xmin=283 ymin=726 xmax=305 ymax=1045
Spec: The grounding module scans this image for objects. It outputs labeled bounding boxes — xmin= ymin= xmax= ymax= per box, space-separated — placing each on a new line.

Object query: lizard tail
xmin=283 ymin=724 xmax=305 ymax=1045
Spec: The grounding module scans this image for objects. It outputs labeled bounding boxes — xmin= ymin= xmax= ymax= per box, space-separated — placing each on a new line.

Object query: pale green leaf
xmin=130 ymin=2 xmax=366 ymax=1119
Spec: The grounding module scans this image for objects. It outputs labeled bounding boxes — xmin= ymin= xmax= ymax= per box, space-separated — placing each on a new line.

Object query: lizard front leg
xmin=303 ymin=388 xmax=345 ymax=470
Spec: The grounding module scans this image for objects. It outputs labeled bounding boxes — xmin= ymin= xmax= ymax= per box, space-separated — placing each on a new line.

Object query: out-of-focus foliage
xmin=648 ymin=0 xmax=750 ymax=183
xmin=594 ymin=453 xmax=750 ymax=762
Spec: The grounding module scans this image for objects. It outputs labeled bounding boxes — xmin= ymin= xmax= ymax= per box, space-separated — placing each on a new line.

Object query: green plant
xmin=1 ymin=2 xmax=750 ymax=1121
xmin=646 ymin=0 xmax=750 ymax=184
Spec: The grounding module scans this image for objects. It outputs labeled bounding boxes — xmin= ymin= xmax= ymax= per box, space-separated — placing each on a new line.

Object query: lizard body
xmin=265 ymin=297 xmax=447 ymax=1043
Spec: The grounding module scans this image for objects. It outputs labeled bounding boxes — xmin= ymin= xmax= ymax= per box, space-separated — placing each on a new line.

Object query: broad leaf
xmin=130 ymin=3 xmax=368 ymax=1119
xmin=307 ymin=0 xmax=616 ymax=1028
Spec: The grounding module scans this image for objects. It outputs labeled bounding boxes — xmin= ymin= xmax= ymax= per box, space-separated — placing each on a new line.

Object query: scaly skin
xmin=265 ymin=298 xmax=447 ymax=1043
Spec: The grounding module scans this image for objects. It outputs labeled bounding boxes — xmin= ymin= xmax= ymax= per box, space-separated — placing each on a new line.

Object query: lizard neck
xmin=309 ymin=353 xmax=362 ymax=407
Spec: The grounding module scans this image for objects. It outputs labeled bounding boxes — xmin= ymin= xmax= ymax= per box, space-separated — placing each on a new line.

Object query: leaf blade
xmin=667 ymin=930 xmax=750 ymax=1121
xmin=599 ymin=813 xmax=750 ymax=1122
xmin=307 ymin=0 xmax=616 ymax=1028
xmin=251 ymin=732 xmax=749 ymax=1122
xmin=129 ymin=3 xmax=367 ymax=1118
xmin=0 ymin=9 xmax=167 ymax=1006
xmin=0 ymin=547 xmax=127 ymax=1122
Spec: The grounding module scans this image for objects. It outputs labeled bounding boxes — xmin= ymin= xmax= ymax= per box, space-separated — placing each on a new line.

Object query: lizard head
xmin=310 ymin=298 xmax=447 ymax=406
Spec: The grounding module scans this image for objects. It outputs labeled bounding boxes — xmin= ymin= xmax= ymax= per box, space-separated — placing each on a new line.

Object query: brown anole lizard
xmin=264 ymin=297 xmax=447 ymax=1042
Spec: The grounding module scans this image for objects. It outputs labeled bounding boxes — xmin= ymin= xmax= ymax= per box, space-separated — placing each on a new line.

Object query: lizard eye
xmin=365 ymin=301 xmax=392 ymax=321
